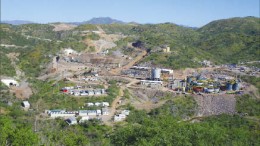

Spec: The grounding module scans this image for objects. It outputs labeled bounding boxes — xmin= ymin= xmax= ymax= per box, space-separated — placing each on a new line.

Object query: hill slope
xmin=98 ymin=17 xmax=259 ymax=68
xmin=0 ymin=17 xmax=259 ymax=76
xmin=71 ymin=17 xmax=125 ymax=25
xmin=1 ymin=20 xmax=36 ymax=25
xmin=196 ymin=16 xmax=260 ymax=64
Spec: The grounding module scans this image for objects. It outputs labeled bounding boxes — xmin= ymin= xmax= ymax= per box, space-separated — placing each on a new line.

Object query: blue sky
xmin=1 ymin=0 xmax=259 ymax=27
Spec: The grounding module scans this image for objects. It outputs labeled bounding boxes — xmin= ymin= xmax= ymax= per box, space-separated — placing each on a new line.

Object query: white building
xmin=88 ymin=91 xmax=94 ymax=95
xmin=87 ymin=110 xmax=97 ymax=116
xmin=95 ymin=102 xmax=101 ymax=106
xmin=63 ymin=48 xmax=78 ymax=55
xmin=78 ymin=110 xmax=98 ymax=116
xmin=94 ymin=90 xmax=101 ymax=95
xmin=86 ymin=103 xmax=94 ymax=106
xmin=46 ymin=109 xmax=66 ymax=114
xmin=49 ymin=112 xmax=76 ymax=118
xmin=22 ymin=101 xmax=30 ymax=108
xmin=63 ymin=86 xmax=74 ymax=90
xmin=102 ymin=108 xmax=109 ymax=115
xmin=66 ymin=117 xmax=77 ymax=125
xmin=1 ymin=79 xmax=19 ymax=87
xmin=114 ymin=114 xmax=126 ymax=122
xmin=140 ymin=80 xmax=163 ymax=87
xmin=170 ymin=79 xmax=186 ymax=89
xmin=114 ymin=115 xmax=122 ymax=122
xmin=78 ymin=110 xmax=88 ymax=116
xmin=96 ymin=110 xmax=102 ymax=115
xmin=102 ymin=102 xmax=109 ymax=107
xmin=121 ymin=110 xmax=130 ymax=116
xmin=79 ymin=116 xmax=89 ymax=123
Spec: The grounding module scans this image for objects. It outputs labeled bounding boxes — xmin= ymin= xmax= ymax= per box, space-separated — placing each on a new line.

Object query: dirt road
xmin=103 ymin=87 xmax=124 ymax=125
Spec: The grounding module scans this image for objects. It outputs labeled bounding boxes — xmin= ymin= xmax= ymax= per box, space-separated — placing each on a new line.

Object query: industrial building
xmin=161 ymin=69 xmax=173 ymax=74
xmin=78 ymin=110 xmax=89 ymax=116
xmin=114 ymin=114 xmax=126 ymax=122
xmin=140 ymin=80 xmax=163 ymax=88
xmin=1 ymin=79 xmax=19 ymax=87
xmin=114 ymin=110 xmax=130 ymax=122
xmin=85 ymin=102 xmax=109 ymax=107
xmin=61 ymin=87 xmax=106 ymax=96
xmin=86 ymin=103 xmax=94 ymax=106
xmin=170 ymin=79 xmax=186 ymax=90
xmin=49 ymin=111 xmax=76 ymax=118
xmin=102 ymin=108 xmax=110 ymax=115
xmin=22 ymin=101 xmax=30 ymax=109
xmin=121 ymin=110 xmax=130 ymax=116
xmin=172 ymin=74 xmax=243 ymax=94
xmin=66 ymin=117 xmax=77 ymax=125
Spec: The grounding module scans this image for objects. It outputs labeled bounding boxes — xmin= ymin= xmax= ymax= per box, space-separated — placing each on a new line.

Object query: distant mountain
xmin=70 ymin=17 xmax=125 ymax=25
xmin=1 ymin=20 xmax=36 ymax=25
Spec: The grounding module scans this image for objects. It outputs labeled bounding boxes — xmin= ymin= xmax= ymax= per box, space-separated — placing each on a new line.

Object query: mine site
xmin=0 ymin=3 xmax=259 ymax=143
xmin=1 ymin=24 xmax=259 ymax=126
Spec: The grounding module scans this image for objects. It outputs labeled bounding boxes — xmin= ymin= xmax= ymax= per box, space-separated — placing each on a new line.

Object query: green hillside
xmin=0 ymin=51 xmax=16 ymax=76
xmin=0 ymin=24 xmax=90 ymax=77
xmin=142 ymin=17 xmax=260 ymax=67
xmin=0 ymin=17 xmax=259 ymax=75
xmin=0 ymin=24 xmax=35 ymax=46
xmin=198 ymin=17 xmax=260 ymax=35
xmin=99 ymin=17 xmax=259 ymax=68
xmin=196 ymin=17 xmax=260 ymax=64
xmin=0 ymin=17 xmax=260 ymax=146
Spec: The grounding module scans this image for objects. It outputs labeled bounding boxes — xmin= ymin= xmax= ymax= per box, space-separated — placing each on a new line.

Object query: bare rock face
xmin=194 ymin=94 xmax=236 ymax=116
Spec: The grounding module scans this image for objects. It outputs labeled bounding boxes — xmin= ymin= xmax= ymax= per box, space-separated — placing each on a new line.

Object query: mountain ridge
xmin=1 ymin=20 xmax=36 ymax=25
xmin=70 ymin=17 xmax=126 ymax=25
xmin=1 ymin=16 xmax=259 ymax=70
xmin=2 ymin=16 xmax=258 ymax=27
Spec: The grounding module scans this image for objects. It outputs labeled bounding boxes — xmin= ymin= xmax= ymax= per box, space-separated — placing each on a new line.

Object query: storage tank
xmin=226 ymin=82 xmax=232 ymax=91
xmin=232 ymin=83 xmax=240 ymax=91
xmin=151 ymin=68 xmax=161 ymax=80
xmin=207 ymin=88 xmax=214 ymax=93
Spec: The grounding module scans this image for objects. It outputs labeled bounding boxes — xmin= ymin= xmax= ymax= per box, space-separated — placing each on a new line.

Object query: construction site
xmin=2 ymin=25 xmax=259 ymax=126
xmin=31 ymin=39 xmax=256 ymax=125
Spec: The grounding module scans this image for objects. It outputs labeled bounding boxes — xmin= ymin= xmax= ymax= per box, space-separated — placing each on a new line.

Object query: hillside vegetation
xmin=197 ymin=17 xmax=260 ymax=64
xmin=101 ymin=17 xmax=260 ymax=68
xmin=1 ymin=17 xmax=259 ymax=77
xmin=0 ymin=17 xmax=259 ymax=145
